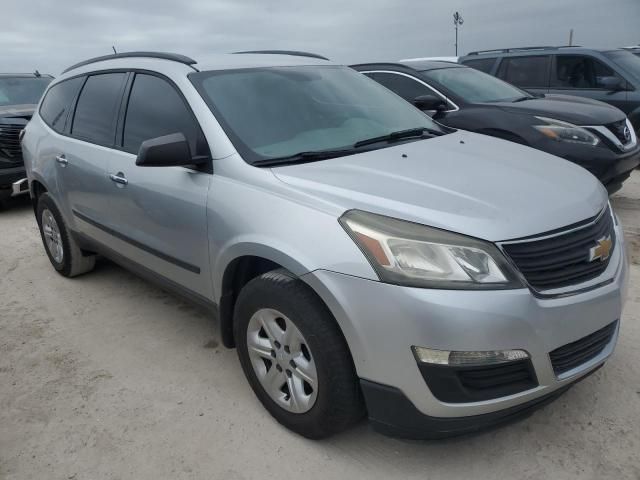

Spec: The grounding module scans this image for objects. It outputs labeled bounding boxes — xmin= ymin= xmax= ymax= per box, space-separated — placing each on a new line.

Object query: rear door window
xmin=496 ymin=56 xmax=550 ymax=87
xmin=461 ymin=58 xmax=496 ymax=73
xmin=122 ymin=73 xmax=202 ymax=155
xmin=71 ymin=73 xmax=127 ymax=146
xmin=39 ymin=77 xmax=85 ymax=133
xmin=552 ymin=55 xmax=624 ymax=89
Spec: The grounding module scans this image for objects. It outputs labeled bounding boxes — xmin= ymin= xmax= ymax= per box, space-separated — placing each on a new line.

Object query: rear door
xmin=495 ymin=55 xmax=551 ymax=96
xmin=63 ymin=72 xmax=128 ymax=239
xmin=105 ymin=72 xmax=212 ymax=298
xmin=548 ymin=54 xmax=629 ymax=111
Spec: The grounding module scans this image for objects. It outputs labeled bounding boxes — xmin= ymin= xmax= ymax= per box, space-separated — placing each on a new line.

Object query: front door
xmin=105 ymin=73 xmax=213 ymax=298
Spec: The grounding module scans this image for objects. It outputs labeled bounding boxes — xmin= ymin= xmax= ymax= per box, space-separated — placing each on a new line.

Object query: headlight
xmin=533 ymin=116 xmax=599 ymax=146
xmin=339 ymin=210 xmax=522 ymax=289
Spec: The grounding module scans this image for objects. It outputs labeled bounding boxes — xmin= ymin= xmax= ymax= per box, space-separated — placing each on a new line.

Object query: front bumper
xmin=0 ymin=165 xmax=27 ymax=199
xmin=301 ymin=224 xmax=628 ymax=437
xmin=533 ymin=138 xmax=640 ymax=194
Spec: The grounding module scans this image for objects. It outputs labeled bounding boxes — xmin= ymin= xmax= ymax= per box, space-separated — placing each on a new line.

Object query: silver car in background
xmin=22 ymin=51 xmax=629 ymax=439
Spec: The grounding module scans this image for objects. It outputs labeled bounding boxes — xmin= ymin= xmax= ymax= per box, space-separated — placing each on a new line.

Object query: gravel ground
xmin=1 ymin=194 xmax=639 ymax=480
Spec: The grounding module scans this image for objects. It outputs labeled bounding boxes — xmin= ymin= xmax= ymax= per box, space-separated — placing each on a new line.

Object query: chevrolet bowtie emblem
xmin=589 ymin=235 xmax=612 ymax=262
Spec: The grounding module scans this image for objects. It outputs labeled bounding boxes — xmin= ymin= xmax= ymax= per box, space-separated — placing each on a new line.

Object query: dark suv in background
xmin=0 ymin=73 xmax=52 ymax=207
xmin=459 ymin=46 xmax=640 ymax=134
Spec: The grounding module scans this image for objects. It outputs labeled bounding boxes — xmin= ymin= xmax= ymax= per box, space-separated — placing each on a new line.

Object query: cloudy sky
xmin=2 ymin=0 xmax=639 ymax=74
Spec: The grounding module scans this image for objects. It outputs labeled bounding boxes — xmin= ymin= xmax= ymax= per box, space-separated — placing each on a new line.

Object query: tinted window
xmin=123 ymin=74 xmax=200 ymax=154
xmin=39 ymin=77 xmax=84 ymax=133
xmin=71 ymin=73 xmax=126 ymax=145
xmin=461 ymin=58 xmax=496 ymax=73
xmin=422 ymin=67 xmax=529 ymax=103
xmin=552 ymin=55 xmax=623 ymax=89
xmin=364 ymin=72 xmax=436 ymax=103
xmin=497 ymin=56 xmax=549 ymax=87
xmin=602 ymin=50 xmax=640 ymax=80
xmin=0 ymin=76 xmax=51 ymax=107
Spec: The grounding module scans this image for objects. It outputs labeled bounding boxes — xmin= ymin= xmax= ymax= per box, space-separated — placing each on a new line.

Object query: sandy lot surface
xmin=1 ymin=196 xmax=639 ymax=480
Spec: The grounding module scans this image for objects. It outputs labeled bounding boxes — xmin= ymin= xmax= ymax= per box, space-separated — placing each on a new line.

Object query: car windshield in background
xmin=603 ymin=50 xmax=640 ymax=79
xmin=0 ymin=77 xmax=51 ymax=107
xmin=190 ymin=65 xmax=444 ymax=164
xmin=422 ymin=66 xmax=530 ymax=103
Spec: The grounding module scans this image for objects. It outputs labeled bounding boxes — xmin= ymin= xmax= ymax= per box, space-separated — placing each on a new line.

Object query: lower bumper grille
xmin=417 ymin=359 xmax=538 ymax=403
xmin=549 ymin=321 xmax=617 ymax=375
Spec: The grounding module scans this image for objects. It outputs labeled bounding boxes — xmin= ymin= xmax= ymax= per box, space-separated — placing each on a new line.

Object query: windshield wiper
xmin=512 ymin=96 xmax=534 ymax=103
xmin=253 ymin=148 xmax=357 ymax=167
xmin=353 ymin=127 xmax=441 ymax=148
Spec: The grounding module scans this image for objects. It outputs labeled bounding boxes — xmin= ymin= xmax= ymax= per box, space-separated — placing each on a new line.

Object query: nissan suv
xmin=0 ymin=73 xmax=52 ymax=207
xmin=22 ymin=51 xmax=629 ymax=439
xmin=459 ymin=46 xmax=640 ymax=135
xmin=353 ymin=60 xmax=639 ymax=193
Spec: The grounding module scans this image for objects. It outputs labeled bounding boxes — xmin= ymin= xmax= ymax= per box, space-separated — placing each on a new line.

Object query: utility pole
xmin=453 ymin=12 xmax=464 ymax=56
xmin=568 ymin=29 xmax=574 ymax=46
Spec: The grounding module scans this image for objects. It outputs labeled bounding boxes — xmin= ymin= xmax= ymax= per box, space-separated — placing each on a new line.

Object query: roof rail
xmin=62 ymin=51 xmax=198 ymax=74
xmin=467 ymin=45 xmax=581 ymax=56
xmin=233 ymin=50 xmax=329 ymax=61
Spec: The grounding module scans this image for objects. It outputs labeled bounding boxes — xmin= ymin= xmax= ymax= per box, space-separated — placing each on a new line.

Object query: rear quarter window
xmin=39 ymin=77 xmax=84 ymax=133
xmin=461 ymin=58 xmax=496 ymax=73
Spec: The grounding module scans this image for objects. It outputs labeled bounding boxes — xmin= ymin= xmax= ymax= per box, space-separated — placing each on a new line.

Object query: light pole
xmin=453 ymin=11 xmax=464 ymax=56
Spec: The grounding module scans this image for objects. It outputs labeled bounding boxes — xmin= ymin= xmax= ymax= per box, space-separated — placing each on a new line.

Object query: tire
xmin=36 ymin=192 xmax=95 ymax=277
xmin=234 ymin=269 xmax=364 ymax=438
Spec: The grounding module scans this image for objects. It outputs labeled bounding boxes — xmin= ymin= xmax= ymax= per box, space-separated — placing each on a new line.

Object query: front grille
xmin=549 ymin=321 xmax=617 ymax=375
xmin=606 ymin=119 xmax=631 ymax=146
xmin=417 ymin=360 xmax=538 ymax=403
xmin=501 ymin=208 xmax=615 ymax=290
xmin=0 ymin=123 xmax=24 ymax=163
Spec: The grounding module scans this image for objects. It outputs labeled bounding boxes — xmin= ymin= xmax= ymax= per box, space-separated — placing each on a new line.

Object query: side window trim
xmin=362 ymin=70 xmax=460 ymax=112
xmin=63 ymin=76 xmax=88 ymax=135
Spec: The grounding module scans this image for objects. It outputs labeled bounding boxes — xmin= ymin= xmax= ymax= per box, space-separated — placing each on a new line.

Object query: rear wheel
xmin=234 ymin=269 xmax=364 ymax=438
xmin=36 ymin=193 xmax=95 ymax=277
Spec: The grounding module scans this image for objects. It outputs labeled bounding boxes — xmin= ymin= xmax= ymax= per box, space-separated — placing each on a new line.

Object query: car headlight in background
xmin=533 ymin=116 xmax=600 ymax=146
xmin=339 ymin=210 xmax=522 ymax=289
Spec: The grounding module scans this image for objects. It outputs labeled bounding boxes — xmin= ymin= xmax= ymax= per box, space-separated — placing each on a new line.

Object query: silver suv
xmin=22 ymin=51 xmax=629 ymax=439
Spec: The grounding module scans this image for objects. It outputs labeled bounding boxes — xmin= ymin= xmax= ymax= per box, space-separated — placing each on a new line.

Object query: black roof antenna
xmin=34 ymin=70 xmax=41 ymax=77
xmin=112 ymin=46 xmax=117 ymax=54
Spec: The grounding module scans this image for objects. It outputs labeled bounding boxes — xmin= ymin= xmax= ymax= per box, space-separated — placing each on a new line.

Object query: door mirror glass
xmin=413 ymin=94 xmax=448 ymax=111
xmin=596 ymin=76 xmax=624 ymax=91
xmin=136 ymin=133 xmax=205 ymax=167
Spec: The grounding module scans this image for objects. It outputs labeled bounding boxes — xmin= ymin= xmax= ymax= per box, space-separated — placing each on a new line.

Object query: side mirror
xmin=597 ymin=76 xmax=624 ymax=91
xmin=136 ymin=133 xmax=206 ymax=167
xmin=413 ymin=94 xmax=448 ymax=112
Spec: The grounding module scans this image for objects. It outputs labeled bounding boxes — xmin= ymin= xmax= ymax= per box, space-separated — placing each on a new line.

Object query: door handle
xmin=55 ymin=154 xmax=68 ymax=166
xmin=109 ymin=173 xmax=128 ymax=186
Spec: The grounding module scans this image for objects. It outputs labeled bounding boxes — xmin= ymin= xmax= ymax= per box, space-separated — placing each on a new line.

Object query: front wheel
xmin=234 ymin=269 xmax=364 ymax=438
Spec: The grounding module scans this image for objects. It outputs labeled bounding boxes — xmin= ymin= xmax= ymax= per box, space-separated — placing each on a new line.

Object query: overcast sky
xmin=2 ymin=0 xmax=639 ymax=75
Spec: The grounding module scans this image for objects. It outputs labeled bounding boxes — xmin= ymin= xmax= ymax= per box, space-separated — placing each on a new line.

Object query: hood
xmin=488 ymin=94 xmax=624 ymax=126
xmin=272 ymin=131 xmax=606 ymax=241
xmin=0 ymin=104 xmax=36 ymax=120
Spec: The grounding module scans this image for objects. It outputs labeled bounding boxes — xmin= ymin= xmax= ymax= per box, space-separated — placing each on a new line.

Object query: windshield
xmin=603 ymin=50 xmax=640 ymax=79
xmin=0 ymin=77 xmax=51 ymax=107
xmin=421 ymin=66 xmax=529 ymax=103
xmin=190 ymin=66 xmax=443 ymax=164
